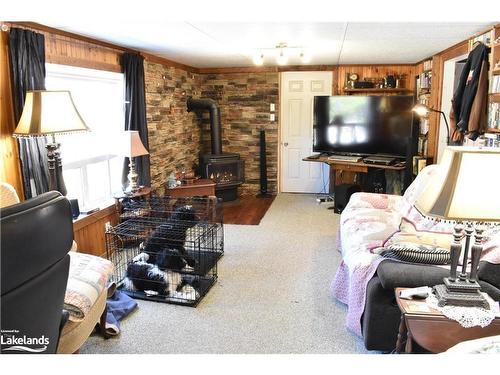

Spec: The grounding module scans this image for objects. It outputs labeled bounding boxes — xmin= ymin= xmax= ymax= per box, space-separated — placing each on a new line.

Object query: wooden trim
xmin=46 ymin=55 xmax=122 ymax=73
xmin=141 ymin=52 xmax=198 ymax=73
xmin=198 ymin=65 xmax=337 ymax=74
xmin=5 ymin=22 xmax=198 ymax=72
xmin=8 ymin=22 xmax=134 ymax=53
xmin=73 ymin=204 xmax=116 ymax=231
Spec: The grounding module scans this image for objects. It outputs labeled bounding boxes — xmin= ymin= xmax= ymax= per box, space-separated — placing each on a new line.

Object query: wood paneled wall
xmin=73 ymin=205 xmax=119 ymax=257
xmin=44 ymin=34 xmax=122 ymax=72
xmin=337 ymin=65 xmax=416 ymax=94
xmin=0 ymin=30 xmax=24 ymax=198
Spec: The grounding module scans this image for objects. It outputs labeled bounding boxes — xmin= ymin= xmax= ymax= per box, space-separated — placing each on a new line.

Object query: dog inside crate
xmin=107 ymin=198 xmax=222 ymax=305
xmin=121 ymin=205 xmax=199 ymax=298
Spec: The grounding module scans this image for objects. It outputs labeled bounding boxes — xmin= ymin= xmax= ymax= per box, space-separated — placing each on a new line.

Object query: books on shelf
xmin=491 ymin=75 xmax=500 ymax=94
xmin=488 ymin=102 xmax=500 ymax=129
xmin=417 ymin=71 xmax=432 ymax=90
xmin=471 ymin=32 xmax=491 ymax=47
xmin=422 ymin=60 xmax=433 ymax=71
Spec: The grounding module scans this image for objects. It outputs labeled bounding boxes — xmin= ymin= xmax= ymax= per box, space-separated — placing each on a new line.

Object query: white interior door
xmin=280 ymin=71 xmax=332 ymax=193
xmin=438 ymin=54 xmax=467 ymax=163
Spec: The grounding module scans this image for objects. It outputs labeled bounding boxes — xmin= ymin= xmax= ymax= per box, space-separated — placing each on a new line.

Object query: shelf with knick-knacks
xmin=343 ymin=72 xmax=408 ymax=95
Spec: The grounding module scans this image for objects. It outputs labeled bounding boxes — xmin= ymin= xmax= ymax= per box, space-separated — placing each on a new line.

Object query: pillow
xmin=387 ymin=218 xmax=453 ymax=249
xmin=374 ymin=242 xmax=450 ymax=265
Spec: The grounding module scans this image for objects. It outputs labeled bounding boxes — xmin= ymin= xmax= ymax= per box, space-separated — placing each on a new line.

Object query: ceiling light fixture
xmin=276 ymin=42 xmax=288 ymax=66
xmin=300 ymin=51 xmax=311 ymax=64
xmin=276 ymin=50 xmax=288 ymax=66
xmin=253 ymin=53 xmax=264 ymax=66
xmin=251 ymin=42 xmax=311 ymax=66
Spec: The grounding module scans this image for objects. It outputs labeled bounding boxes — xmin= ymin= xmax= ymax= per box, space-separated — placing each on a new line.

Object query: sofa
xmin=331 ymin=165 xmax=500 ymax=352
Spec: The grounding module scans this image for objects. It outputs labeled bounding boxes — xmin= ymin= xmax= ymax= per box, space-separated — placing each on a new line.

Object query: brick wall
xmin=144 ymin=62 xmax=200 ymax=191
xmin=144 ymin=64 xmax=280 ymax=195
xmin=198 ymin=73 xmax=279 ymax=194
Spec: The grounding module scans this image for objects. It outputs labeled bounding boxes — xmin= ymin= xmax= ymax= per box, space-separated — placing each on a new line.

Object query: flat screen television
xmin=313 ymin=95 xmax=416 ymax=157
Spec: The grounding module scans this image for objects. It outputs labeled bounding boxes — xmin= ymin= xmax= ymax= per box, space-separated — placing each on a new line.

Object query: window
xmin=45 ymin=63 xmax=125 ymax=210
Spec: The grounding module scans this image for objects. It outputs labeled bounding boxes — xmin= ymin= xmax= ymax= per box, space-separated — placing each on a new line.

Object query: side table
xmin=395 ymin=287 xmax=500 ymax=353
xmin=165 ymin=178 xmax=216 ymax=198
xmin=114 ymin=186 xmax=152 ymax=221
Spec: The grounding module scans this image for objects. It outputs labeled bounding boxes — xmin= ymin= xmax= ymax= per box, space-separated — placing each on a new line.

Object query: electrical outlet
xmin=270 ymin=103 xmax=275 ymax=112
xmin=270 ymin=113 xmax=275 ymax=122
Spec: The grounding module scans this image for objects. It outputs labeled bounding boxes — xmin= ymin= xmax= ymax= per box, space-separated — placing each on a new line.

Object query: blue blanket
xmin=105 ymin=288 xmax=138 ymax=336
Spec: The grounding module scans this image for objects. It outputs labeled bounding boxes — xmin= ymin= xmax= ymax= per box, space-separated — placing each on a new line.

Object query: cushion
xmin=64 ymin=253 xmax=114 ymax=322
xmin=386 ymin=218 xmax=453 ymax=249
xmin=374 ymin=242 xmax=450 ymax=265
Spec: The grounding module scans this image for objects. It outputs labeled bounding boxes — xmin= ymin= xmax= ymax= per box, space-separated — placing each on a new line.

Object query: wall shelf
xmin=490 ymin=93 xmax=500 ymax=102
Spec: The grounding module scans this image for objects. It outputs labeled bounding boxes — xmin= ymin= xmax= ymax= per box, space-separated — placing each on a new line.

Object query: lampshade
xmin=117 ymin=130 xmax=149 ymax=157
xmin=13 ymin=90 xmax=89 ymax=137
xmin=415 ymin=147 xmax=500 ymax=222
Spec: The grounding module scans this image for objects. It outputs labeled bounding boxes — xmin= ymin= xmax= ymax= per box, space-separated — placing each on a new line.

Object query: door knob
xmin=283 ymin=142 xmax=289 ymax=147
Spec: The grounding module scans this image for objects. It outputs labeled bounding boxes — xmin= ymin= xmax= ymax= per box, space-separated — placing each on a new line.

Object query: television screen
xmin=313 ymin=95 xmax=416 ymax=157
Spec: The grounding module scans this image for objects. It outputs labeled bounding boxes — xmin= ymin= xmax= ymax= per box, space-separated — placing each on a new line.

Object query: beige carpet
xmin=81 ymin=193 xmax=370 ymax=354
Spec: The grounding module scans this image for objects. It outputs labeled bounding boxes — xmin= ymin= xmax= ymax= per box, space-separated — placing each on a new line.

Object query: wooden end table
xmin=395 ymin=287 xmax=500 ymax=353
xmin=165 ymin=178 xmax=216 ymax=198
xmin=113 ymin=186 xmax=152 ymax=220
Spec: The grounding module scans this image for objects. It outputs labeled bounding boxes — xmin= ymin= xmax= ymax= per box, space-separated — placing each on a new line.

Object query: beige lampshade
xmin=13 ymin=90 xmax=89 ymax=137
xmin=415 ymin=146 xmax=500 ymax=222
xmin=118 ymin=130 xmax=149 ymax=157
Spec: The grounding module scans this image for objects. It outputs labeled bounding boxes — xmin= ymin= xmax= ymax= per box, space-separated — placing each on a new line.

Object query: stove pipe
xmin=187 ymin=97 xmax=222 ymax=155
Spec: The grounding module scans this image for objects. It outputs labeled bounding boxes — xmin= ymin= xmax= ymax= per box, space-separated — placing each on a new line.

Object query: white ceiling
xmin=46 ymin=22 xmax=495 ymax=67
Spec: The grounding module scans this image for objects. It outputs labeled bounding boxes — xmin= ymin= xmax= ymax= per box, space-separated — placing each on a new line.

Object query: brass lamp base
xmin=433 ymin=284 xmax=488 ymax=308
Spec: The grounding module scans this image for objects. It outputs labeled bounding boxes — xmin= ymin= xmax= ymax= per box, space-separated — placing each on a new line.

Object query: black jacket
xmin=451 ymin=42 xmax=489 ymax=142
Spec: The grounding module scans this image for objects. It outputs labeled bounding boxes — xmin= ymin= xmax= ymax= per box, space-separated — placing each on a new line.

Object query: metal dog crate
xmin=106 ymin=196 xmax=223 ymax=307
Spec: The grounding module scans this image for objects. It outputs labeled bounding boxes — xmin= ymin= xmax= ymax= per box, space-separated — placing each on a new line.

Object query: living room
xmin=1 ymin=0 xmax=500 ymax=371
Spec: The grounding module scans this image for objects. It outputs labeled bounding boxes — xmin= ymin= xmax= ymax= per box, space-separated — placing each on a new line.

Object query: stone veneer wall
xmin=144 ymin=64 xmax=280 ymax=195
xmin=198 ymin=73 xmax=279 ymax=194
xmin=144 ymin=61 xmax=201 ymax=191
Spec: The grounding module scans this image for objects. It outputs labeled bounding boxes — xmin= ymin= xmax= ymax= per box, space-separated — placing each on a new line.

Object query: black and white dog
xmin=123 ymin=260 xmax=200 ymax=301
xmin=142 ymin=205 xmax=199 ymax=270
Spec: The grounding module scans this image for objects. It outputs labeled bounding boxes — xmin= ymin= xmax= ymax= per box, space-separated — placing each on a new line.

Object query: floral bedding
xmin=331 ymin=164 xmax=500 ymax=337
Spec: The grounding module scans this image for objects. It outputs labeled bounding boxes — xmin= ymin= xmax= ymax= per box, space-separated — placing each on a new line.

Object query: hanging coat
xmin=450 ymin=42 xmax=489 ymax=143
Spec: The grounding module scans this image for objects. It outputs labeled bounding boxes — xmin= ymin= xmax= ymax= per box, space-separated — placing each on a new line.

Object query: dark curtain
xmin=8 ymin=27 xmax=49 ymax=199
xmin=121 ymin=53 xmax=151 ymax=188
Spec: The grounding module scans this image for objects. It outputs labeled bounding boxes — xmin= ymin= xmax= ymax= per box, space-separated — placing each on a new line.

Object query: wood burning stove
xmin=187 ymin=98 xmax=244 ymax=201
xmin=200 ymin=153 xmax=244 ymax=202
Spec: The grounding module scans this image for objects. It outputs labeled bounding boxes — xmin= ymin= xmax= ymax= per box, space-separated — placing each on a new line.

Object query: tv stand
xmin=303 ymin=155 xmax=407 ymax=209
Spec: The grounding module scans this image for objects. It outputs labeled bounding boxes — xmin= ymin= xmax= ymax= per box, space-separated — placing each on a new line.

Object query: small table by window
xmin=114 ymin=187 xmax=152 ymax=221
xmin=395 ymin=287 xmax=500 ymax=353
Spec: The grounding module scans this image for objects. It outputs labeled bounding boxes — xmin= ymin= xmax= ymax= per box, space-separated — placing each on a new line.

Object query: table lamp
xmin=118 ymin=130 xmax=149 ymax=193
xmin=412 ymin=103 xmax=450 ymax=145
xmin=12 ymin=90 xmax=89 ymax=195
xmin=415 ymin=146 xmax=500 ymax=308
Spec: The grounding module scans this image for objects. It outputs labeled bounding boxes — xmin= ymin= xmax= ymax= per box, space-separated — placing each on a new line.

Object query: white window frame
xmin=45 ymin=63 xmax=125 ymax=210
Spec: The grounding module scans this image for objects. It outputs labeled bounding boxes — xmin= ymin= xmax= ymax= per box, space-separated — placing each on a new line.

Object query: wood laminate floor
xmin=222 ymin=194 xmax=276 ymax=225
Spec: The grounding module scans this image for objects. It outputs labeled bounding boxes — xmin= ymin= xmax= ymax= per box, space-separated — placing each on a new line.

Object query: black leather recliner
xmin=1 ymin=192 xmax=73 ymax=354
